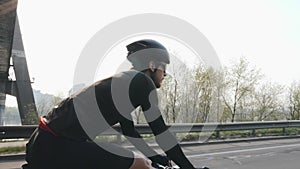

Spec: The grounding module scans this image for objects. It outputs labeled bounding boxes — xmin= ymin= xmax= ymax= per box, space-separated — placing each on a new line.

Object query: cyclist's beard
xmin=150 ymin=70 xmax=160 ymax=88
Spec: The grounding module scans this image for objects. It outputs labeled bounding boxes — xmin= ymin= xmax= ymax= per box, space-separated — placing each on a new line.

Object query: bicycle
xmin=152 ymin=162 xmax=209 ymax=169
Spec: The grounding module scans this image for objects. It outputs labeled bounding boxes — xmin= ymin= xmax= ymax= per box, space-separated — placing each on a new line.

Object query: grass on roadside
xmin=176 ymin=127 xmax=300 ymax=141
xmin=0 ymin=146 xmax=26 ymax=154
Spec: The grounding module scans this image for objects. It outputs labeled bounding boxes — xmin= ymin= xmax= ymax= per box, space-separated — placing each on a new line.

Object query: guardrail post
xmin=252 ymin=129 xmax=256 ymax=137
xmin=283 ymin=127 xmax=286 ymax=136
xmin=216 ymin=131 xmax=220 ymax=139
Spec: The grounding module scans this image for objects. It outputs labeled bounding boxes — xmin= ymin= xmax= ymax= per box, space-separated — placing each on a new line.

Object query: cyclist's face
xmin=153 ymin=64 xmax=167 ymax=88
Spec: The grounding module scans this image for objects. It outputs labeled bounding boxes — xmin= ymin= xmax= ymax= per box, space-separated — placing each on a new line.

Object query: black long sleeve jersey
xmin=45 ymin=70 xmax=158 ymax=140
xmin=44 ymin=69 xmax=194 ymax=169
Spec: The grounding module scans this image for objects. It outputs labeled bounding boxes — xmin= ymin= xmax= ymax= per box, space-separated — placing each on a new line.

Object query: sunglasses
xmin=157 ymin=62 xmax=167 ymax=70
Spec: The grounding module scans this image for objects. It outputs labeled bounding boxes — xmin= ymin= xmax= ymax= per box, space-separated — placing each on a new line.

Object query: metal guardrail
xmin=1 ymin=120 xmax=300 ymax=140
xmin=0 ymin=125 xmax=37 ymax=139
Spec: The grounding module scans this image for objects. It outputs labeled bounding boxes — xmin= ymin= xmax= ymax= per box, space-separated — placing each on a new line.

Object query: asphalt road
xmin=1 ymin=138 xmax=300 ymax=169
xmin=183 ymin=138 xmax=300 ymax=169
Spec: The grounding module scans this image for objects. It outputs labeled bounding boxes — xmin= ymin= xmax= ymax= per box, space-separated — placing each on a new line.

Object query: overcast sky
xmin=12 ymin=0 xmax=300 ymax=99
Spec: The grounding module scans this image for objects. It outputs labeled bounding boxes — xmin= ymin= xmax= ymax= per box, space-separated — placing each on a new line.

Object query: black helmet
xmin=126 ymin=39 xmax=170 ymax=68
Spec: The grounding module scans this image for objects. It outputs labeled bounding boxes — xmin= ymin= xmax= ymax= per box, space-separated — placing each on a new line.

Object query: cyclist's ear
xmin=148 ymin=61 xmax=156 ymax=72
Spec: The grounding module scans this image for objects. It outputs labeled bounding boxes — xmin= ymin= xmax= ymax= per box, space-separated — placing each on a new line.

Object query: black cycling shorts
xmin=25 ymin=129 xmax=134 ymax=169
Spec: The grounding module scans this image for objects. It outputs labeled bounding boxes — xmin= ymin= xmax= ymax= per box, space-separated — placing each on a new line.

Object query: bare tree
xmin=193 ymin=66 xmax=215 ymax=122
xmin=158 ymin=76 xmax=172 ymax=123
xmin=158 ymin=56 xmax=194 ymax=123
xmin=159 ymin=62 xmax=223 ymax=123
xmin=159 ymin=73 xmax=180 ymax=123
xmin=186 ymin=71 xmax=201 ymax=123
xmin=287 ymin=82 xmax=300 ymax=120
xmin=181 ymin=64 xmax=223 ymax=123
xmin=180 ymin=74 xmax=195 ymax=123
xmin=254 ymin=82 xmax=284 ymax=121
xmin=222 ymin=57 xmax=262 ymax=122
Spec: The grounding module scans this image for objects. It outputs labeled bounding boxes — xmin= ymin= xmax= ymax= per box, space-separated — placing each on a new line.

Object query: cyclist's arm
xmin=119 ymin=117 xmax=160 ymax=158
xmin=129 ymin=72 xmax=194 ymax=168
xmin=144 ymin=105 xmax=195 ymax=169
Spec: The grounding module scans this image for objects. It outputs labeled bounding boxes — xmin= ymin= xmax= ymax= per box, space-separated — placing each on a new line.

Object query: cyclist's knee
xmin=129 ymin=154 xmax=151 ymax=169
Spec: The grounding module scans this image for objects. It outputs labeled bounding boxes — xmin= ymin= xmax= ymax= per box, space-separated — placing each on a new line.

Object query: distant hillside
xmin=33 ymin=90 xmax=63 ymax=116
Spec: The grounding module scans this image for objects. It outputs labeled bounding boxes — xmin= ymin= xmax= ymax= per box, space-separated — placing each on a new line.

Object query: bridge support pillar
xmin=9 ymin=16 xmax=38 ymax=125
xmin=0 ymin=10 xmax=38 ymax=125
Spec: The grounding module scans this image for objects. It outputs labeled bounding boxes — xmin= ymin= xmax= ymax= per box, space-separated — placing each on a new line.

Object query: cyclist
xmin=23 ymin=39 xmax=197 ymax=169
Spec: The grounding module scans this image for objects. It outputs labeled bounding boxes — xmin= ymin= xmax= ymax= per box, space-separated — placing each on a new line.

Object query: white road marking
xmin=187 ymin=143 xmax=300 ymax=158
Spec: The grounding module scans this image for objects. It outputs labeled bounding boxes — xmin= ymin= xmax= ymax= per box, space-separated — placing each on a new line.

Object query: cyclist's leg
xmin=27 ymin=129 xmax=135 ymax=169
xmin=55 ymin=137 xmax=136 ymax=168
xmin=129 ymin=153 xmax=152 ymax=169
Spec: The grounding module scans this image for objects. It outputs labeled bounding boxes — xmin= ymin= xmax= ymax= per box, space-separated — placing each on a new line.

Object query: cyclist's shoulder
xmin=92 ymin=70 xmax=155 ymax=95
xmin=112 ymin=70 xmax=155 ymax=88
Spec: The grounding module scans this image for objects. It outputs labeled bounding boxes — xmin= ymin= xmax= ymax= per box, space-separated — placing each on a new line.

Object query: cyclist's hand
xmin=149 ymin=154 xmax=170 ymax=166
